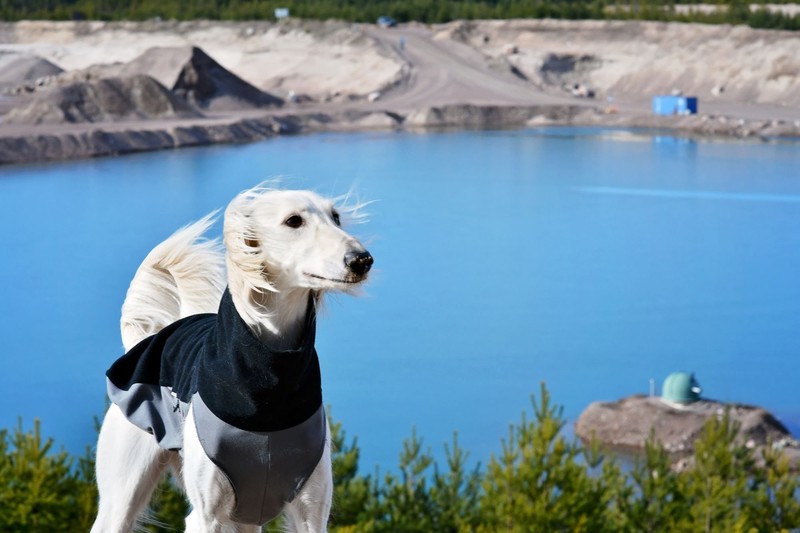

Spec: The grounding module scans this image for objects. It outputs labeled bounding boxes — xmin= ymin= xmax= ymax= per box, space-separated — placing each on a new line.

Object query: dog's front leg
xmin=283 ymin=422 xmax=333 ymax=533
xmin=182 ymin=405 xmax=238 ymax=533
xmin=92 ymin=405 xmax=174 ymax=533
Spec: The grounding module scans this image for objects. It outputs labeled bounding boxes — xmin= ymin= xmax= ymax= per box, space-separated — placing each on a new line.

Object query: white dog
xmin=91 ymin=186 xmax=373 ymax=533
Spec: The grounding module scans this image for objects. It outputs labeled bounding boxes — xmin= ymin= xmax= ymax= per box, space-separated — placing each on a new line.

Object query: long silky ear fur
xmin=334 ymin=188 xmax=373 ymax=226
xmin=223 ymin=185 xmax=279 ymax=328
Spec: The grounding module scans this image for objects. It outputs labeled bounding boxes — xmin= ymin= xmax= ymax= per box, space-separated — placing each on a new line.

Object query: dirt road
xmin=363 ymin=25 xmax=581 ymax=110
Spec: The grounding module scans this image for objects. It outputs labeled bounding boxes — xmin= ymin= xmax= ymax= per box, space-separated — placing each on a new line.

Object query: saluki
xmin=91 ymin=186 xmax=373 ymax=533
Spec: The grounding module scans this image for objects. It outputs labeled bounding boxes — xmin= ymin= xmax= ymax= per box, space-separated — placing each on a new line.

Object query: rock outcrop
xmin=576 ymin=395 xmax=800 ymax=469
xmin=5 ymin=75 xmax=200 ymax=125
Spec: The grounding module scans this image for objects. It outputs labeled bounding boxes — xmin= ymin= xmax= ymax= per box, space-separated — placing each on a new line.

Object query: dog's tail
xmin=120 ymin=214 xmax=226 ymax=351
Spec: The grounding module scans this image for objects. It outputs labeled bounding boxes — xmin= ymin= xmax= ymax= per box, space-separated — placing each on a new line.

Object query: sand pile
xmin=0 ymin=20 xmax=404 ymax=101
xmin=5 ymin=75 xmax=200 ymax=125
xmin=0 ymin=53 xmax=63 ymax=92
xmin=121 ymin=46 xmax=283 ymax=111
xmin=4 ymin=45 xmax=283 ymax=124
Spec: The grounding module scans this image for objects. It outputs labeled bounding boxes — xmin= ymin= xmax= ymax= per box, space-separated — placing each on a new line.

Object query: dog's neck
xmin=237 ymin=287 xmax=316 ymax=351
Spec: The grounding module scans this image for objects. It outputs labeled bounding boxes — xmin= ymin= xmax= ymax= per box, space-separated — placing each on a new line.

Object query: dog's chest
xmin=192 ymin=394 xmax=326 ymax=525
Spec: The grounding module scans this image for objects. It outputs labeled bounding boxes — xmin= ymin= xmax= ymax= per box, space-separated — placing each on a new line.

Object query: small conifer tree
xmin=477 ymin=382 xmax=622 ymax=532
xmin=0 ymin=419 xmax=95 ymax=532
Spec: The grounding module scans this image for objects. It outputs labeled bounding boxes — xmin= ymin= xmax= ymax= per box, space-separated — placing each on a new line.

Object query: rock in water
xmin=5 ymin=75 xmax=201 ymax=124
xmin=121 ymin=46 xmax=284 ymax=111
xmin=575 ymin=394 xmax=799 ymax=469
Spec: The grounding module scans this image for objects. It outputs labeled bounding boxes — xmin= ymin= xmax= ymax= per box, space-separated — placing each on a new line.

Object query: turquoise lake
xmin=1 ymin=127 xmax=799 ymax=470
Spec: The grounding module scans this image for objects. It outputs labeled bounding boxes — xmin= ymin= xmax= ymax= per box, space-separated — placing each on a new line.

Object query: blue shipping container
xmin=652 ymin=95 xmax=698 ymax=115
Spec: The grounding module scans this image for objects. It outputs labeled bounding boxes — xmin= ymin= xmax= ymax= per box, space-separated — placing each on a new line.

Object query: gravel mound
xmin=5 ymin=74 xmax=201 ymax=125
xmin=121 ymin=46 xmax=283 ymax=111
xmin=0 ymin=54 xmax=63 ymax=92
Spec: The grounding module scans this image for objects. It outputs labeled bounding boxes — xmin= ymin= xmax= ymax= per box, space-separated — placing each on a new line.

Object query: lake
xmin=1 ymin=127 xmax=799 ymax=471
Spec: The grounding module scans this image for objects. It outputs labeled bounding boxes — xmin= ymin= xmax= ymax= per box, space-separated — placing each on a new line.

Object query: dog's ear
xmin=224 ymin=195 xmax=262 ymax=259
xmin=239 ymin=212 xmax=260 ymax=250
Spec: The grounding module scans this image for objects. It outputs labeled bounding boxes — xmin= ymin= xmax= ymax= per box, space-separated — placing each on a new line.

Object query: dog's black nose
xmin=344 ymin=251 xmax=373 ymax=276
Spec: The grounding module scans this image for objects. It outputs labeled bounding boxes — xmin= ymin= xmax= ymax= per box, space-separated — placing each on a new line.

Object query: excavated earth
xmin=1 ymin=19 xmax=800 ymax=164
xmin=438 ymin=19 xmax=800 ymax=108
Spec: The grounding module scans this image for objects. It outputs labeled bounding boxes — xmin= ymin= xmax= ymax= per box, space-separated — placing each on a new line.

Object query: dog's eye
xmin=332 ymin=211 xmax=341 ymax=226
xmin=284 ymin=215 xmax=304 ymax=228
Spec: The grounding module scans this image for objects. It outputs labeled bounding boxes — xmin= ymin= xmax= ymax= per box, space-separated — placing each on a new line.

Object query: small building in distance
xmin=662 ymin=371 xmax=702 ymax=404
xmin=652 ymin=95 xmax=698 ymax=115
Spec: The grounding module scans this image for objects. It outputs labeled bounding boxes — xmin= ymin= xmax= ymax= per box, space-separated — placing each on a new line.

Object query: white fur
xmin=120 ymin=212 xmax=226 ymax=350
xmin=92 ymin=186 xmax=371 ymax=533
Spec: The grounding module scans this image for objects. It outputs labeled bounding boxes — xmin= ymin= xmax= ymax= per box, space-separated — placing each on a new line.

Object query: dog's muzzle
xmin=344 ymin=250 xmax=373 ymax=277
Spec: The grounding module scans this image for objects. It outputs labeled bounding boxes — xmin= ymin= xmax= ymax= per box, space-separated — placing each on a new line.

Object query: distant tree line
xmin=0 ymin=0 xmax=799 ymax=31
xmin=1 ymin=384 xmax=799 ymax=532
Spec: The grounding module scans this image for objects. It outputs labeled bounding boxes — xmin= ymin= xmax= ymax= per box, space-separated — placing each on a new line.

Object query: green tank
xmin=662 ymin=372 xmax=702 ymax=404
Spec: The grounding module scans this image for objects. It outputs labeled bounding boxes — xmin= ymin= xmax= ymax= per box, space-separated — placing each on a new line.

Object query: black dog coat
xmin=106 ymin=289 xmax=326 ymax=526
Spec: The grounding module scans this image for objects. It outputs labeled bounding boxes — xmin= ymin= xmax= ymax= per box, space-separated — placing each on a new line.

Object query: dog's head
xmin=224 ymin=187 xmax=373 ymax=297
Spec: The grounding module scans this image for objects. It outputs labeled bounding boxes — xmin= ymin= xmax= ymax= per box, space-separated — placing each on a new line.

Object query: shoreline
xmin=2 ymin=103 xmax=799 ymax=165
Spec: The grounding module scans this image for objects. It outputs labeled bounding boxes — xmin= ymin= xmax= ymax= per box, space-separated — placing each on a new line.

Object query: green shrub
xmin=0 ymin=419 xmax=96 ymax=532
xmin=477 ymin=383 xmax=625 ymax=532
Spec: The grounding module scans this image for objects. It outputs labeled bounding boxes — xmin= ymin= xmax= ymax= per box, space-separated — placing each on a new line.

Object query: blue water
xmin=1 ymin=128 xmax=799 ymax=471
